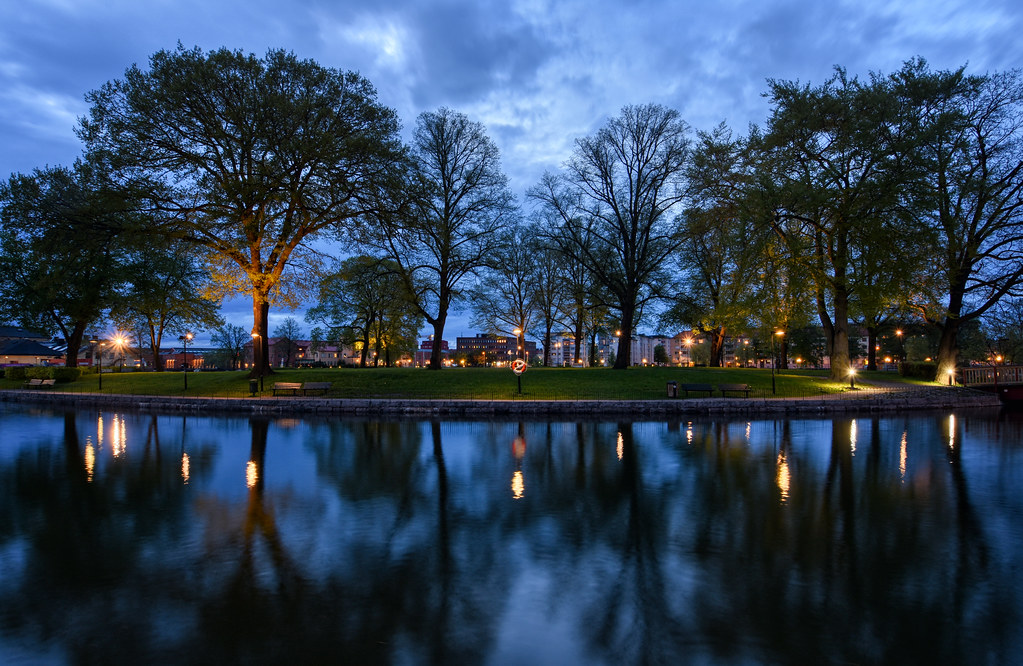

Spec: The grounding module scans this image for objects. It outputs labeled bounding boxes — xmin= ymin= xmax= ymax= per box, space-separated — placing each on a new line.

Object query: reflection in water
xmin=949 ymin=413 xmax=957 ymax=449
xmin=0 ymin=405 xmax=1021 ymax=664
xmin=900 ymin=430 xmax=908 ymax=482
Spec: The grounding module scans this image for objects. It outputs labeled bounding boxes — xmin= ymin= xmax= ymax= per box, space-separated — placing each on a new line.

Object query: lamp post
xmin=771 ymin=330 xmax=784 ymax=395
xmin=90 ymin=336 xmax=104 ymax=390
xmin=251 ymin=332 xmax=263 ymax=391
xmin=179 ymin=332 xmax=192 ymax=390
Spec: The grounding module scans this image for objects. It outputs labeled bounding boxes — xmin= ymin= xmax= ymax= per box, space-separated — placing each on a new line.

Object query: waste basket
xmin=667 ymin=381 xmax=678 ymax=398
xmin=249 ymin=379 xmax=259 ymax=396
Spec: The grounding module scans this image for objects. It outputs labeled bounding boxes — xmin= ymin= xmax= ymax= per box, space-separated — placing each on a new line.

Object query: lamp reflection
xmin=246 ymin=460 xmax=259 ymax=489
xmin=85 ymin=438 xmax=95 ymax=483
xmin=511 ymin=429 xmax=526 ymax=499
xmin=182 ymin=453 xmax=191 ymax=485
xmin=948 ymin=414 xmax=956 ymax=449
xmin=899 ymin=431 xmax=908 ymax=482
xmin=849 ymin=419 xmax=857 ymax=454
xmin=776 ymin=449 xmax=790 ymax=504
xmin=617 ymin=431 xmax=624 ymax=461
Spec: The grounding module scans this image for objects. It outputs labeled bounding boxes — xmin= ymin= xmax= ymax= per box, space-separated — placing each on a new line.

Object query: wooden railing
xmin=961 ymin=365 xmax=1023 ymax=386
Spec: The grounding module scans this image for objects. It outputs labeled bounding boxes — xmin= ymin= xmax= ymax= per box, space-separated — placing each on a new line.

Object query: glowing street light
xmin=771 ymin=330 xmax=784 ymax=394
xmin=849 ymin=367 xmax=857 ymax=389
xmin=179 ymin=332 xmax=193 ymax=390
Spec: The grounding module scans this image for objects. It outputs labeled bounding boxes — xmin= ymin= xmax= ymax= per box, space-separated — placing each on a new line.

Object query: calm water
xmin=1 ymin=403 xmax=1022 ymax=665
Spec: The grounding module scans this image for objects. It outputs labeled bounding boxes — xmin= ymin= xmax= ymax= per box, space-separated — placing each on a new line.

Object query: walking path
xmin=0 ymin=383 xmax=1002 ymax=419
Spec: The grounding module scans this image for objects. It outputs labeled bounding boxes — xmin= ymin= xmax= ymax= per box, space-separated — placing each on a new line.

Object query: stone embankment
xmin=0 ymin=386 xmax=1002 ymax=420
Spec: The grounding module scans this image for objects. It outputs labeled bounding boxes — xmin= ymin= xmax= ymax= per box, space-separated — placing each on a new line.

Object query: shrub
xmin=5 ymin=367 xmax=28 ymax=381
xmin=899 ymin=361 xmax=937 ymax=381
xmin=26 ymin=367 xmax=51 ymax=379
xmin=51 ymin=367 xmax=82 ymax=383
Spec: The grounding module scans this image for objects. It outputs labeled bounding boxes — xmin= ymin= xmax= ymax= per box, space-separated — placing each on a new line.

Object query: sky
xmin=2 ymin=0 xmax=1022 ymax=344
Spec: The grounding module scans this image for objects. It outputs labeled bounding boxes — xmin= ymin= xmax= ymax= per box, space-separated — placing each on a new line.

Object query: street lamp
xmin=179 ymin=332 xmax=192 ymax=390
xmin=90 ymin=336 xmax=104 ymax=390
xmin=849 ymin=367 xmax=857 ymax=389
xmin=771 ymin=330 xmax=784 ymax=394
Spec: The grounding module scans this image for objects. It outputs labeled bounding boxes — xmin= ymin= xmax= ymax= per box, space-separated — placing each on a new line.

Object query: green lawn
xmin=0 ymin=366 xmax=932 ymax=400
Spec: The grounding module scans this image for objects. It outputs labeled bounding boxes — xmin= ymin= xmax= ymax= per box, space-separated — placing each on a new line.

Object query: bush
xmin=5 ymin=367 xmax=28 ymax=381
xmin=899 ymin=361 xmax=937 ymax=381
xmin=26 ymin=367 xmax=51 ymax=379
xmin=51 ymin=367 xmax=82 ymax=383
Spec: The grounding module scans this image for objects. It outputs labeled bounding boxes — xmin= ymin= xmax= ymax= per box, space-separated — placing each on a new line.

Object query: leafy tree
xmin=761 ymin=66 xmax=922 ymax=379
xmin=111 ymin=237 xmax=221 ymax=371
xmin=0 ymin=159 xmax=133 ymax=366
xmin=530 ymin=104 xmax=691 ymax=368
xmin=653 ymin=344 xmax=669 ymax=365
xmin=664 ymin=125 xmax=766 ymax=366
xmin=367 ymin=107 xmax=514 ymax=369
xmin=80 ymin=45 xmax=404 ymax=379
xmin=306 ymin=256 xmax=421 ymax=367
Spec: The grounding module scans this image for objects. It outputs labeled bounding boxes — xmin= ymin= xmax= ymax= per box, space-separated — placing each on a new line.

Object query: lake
xmin=1 ymin=403 xmax=1022 ymax=664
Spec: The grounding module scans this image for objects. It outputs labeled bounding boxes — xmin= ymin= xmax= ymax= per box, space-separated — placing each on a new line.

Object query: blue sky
xmin=2 ymin=0 xmax=1021 ymax=342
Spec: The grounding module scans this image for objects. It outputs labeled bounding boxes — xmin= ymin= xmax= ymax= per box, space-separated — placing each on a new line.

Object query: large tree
xmin=0 ymin=159 xmax=133 ymax=366
xmin=368 ymin=107 xmax=514 ymax=369
xmin=469 ymin=224 xmax=541 ymax=353
xmin=79 ymin=45 xmax=405 ymax=378
xmin=529 ymin=104 xmax=691 ymax=368
xmin=902 ymin=62 xmax=1023 ymax=380
xmin=761 ymin=67 xmax=920 ymax=379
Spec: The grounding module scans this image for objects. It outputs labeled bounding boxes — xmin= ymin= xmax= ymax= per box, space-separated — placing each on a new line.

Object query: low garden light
xmin=849 ymin=367 xmax=857 ymax=389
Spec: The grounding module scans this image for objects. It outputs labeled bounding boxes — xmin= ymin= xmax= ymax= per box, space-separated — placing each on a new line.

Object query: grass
xmin=0 ymin=366 xmax=934 ymax=401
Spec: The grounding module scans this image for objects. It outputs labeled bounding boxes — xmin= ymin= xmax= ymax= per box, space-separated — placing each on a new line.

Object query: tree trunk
xmin=709 ymin=327 xmax=726 ymax=367
xmin=429 ymin=318 xmax=446 ymax=370
xmin=65 ymin=322 xmax=86 ymax=368
xmin=249 ymin=294 xmax=272 ymax=379
xmin=613 ymin=303 xmax=635 ymax=369
xmin=936 ymin=318 xmax=960 ymax=384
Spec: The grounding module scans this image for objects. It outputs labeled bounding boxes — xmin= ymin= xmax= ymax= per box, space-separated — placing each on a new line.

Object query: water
xmin=1 ymin=403 xmax=1022 ymax=665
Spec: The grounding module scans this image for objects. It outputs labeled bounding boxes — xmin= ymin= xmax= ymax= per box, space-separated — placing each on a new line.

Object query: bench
xmin=23 ymin=378 xmax=56 ymax=389
xmin=680 ymin=383 xmax=714 ymax=397
xmin=272 ymin=382 xmax=303 ymax=396
xmin=301 ymin=381 xmax=332 ymax=396
xmin=719 ymin=383 xmax=752 ymax=398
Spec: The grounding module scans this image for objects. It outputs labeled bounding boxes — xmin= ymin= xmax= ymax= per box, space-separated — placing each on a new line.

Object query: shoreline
xmin=0 ymin=386 xmax=1003 ymax=419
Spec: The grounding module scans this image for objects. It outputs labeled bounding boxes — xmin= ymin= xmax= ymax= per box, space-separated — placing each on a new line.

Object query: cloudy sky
xmin=2 ymin=0 xmax=1022 ymax=341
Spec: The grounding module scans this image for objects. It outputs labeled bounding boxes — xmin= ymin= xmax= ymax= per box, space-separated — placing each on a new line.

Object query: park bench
xmin=272 ymin=382 xmax=303 ymax=396
xmin=719 ymin=383 xmax=752 ymax=398
xmin=680 ymin=383 xmax=714 ymax=397
xmin=301 ymin=381 xmax=332 ymax=396
xmin=23 ymin=378 xmax=56 ymax=389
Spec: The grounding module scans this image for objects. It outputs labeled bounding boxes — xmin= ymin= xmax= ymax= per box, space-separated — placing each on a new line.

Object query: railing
xmin=961 ymin=365 xmax=1023 ymax=386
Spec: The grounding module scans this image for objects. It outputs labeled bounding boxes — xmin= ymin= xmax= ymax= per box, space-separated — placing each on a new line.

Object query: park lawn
xmin=1 ymin=366 xmax=926 ymax=400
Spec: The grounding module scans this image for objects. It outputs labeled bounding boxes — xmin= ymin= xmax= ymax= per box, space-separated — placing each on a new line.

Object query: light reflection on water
xmin=1 ymin=403 xmax=1022 ymax=664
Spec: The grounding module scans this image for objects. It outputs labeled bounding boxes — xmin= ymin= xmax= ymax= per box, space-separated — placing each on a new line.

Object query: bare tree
xmin=368 ymin=108 xmax=515 ymax=369
xmin=529 ymin=104 xmax=691 ymax=368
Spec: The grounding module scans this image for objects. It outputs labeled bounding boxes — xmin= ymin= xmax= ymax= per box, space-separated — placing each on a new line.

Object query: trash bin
xmin=249 ymin=379 xmax=259 ymax=396
xmin=667 ymin=381 xmax=678 ymax=398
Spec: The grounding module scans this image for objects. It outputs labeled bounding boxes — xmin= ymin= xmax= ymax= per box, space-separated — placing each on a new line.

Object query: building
xmin=456 ymin=334 xmax=537 ymax=366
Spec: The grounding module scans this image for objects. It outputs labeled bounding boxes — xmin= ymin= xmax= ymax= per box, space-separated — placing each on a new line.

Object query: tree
xmin=761 ymin=67 xmax=921 ymax=379
xmin=0 ymin=159 xmax=133 ymax=366
xmin=111 ymin=237 xmax=222 ymax=371
xmin=367 ymin=107 xmax=514 ymax=369
xmin=469 ymin=223 xmax=540 ymax=350
xmin=902 ymin=62 xmax=1023 ymax=379
xmin=80 ymin=45 xmax=405 ymax=379
xmin=530 ymin=104 xmax=691 ymax=368
xmin=272 ymin=317 xmax=303 ymax=368
xmin=664 ymin=125 xmax=766 ymax=366
xmin=306 ymin=256 xmax=421 ymax=367
xmin=211 ymin=323 xmax=250 ymax=370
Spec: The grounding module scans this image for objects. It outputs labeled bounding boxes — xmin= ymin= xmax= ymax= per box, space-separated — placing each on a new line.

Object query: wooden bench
xmin=23 ymin=378 xmax=56 ymax=389
xmin=719 ymin=383 xmax=752 ymax=397
xmin=301 ymin=381 xmax=332 ymax=396
xmin=272 ymin=382 xmax=303 ymax=396
xmin=680 ymin=383 xmax=714 ymax=397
